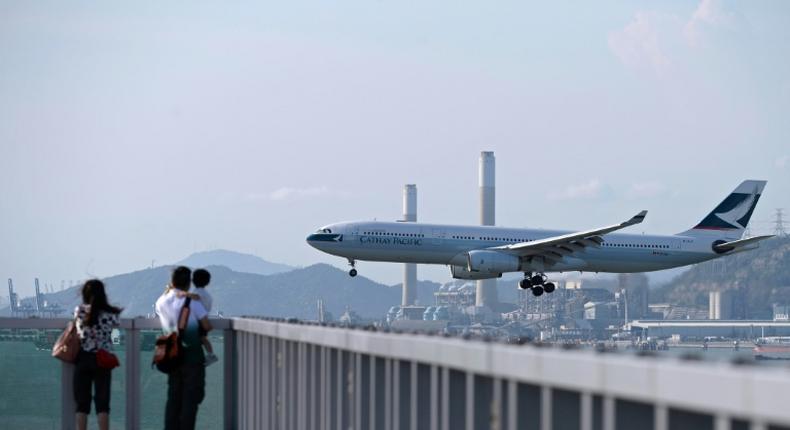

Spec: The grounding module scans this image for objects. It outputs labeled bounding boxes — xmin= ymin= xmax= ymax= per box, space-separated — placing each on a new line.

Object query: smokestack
xmin=7 ymin=279 xmax=16 ymax=313
xmin=402 ymin=184 xmax=418 ymax=306
xmin=477 ymin=152 xmax=499 ymax=307
xmin=34 ymin=278 xmax=42 ymax=312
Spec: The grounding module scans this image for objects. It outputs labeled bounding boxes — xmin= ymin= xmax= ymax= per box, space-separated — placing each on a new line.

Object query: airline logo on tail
xmin=694 ymin=183 xmax=762 ymax=230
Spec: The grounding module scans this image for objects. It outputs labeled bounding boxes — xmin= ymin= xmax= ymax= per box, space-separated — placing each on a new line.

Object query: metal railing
xmin=0 ymin=317 xmax=233 ymax=430
xmin=4 ymin=316 xmax=790 ymax=429
xmin=234 ymin=317 xmax=790 ymax=430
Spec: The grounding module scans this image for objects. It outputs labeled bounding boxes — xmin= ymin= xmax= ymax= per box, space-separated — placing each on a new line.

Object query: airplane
xmin=306 ymin=180 xmax=773 ymax=296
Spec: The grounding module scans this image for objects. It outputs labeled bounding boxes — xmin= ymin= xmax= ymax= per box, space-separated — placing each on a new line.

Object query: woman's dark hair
xmin=81 ymin=279 xmax=122 ymax=326
xmin=171 ymin=266 xmax=192 ymax=291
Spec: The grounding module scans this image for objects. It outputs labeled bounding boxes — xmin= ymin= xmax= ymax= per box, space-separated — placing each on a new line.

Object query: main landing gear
xmin=348 ymin=259 xmax=358 ymax=277
xmin=518 ymin=273 xmax=555 ymax=297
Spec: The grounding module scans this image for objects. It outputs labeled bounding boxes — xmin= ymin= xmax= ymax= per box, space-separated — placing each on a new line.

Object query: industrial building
xmin=630 ymin=320 xmax=790 ymax=339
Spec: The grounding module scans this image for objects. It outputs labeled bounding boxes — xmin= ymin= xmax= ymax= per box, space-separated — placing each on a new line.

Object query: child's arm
xmin=173 ymin=290 xmax=202 ymax=301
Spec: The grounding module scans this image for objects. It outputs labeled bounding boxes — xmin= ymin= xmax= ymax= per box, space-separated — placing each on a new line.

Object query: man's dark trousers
xmin=165 ymin=363 xmax=205 ymax=430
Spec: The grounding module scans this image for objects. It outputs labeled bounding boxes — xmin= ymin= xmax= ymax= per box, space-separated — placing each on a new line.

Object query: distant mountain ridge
xmin=0 ymin=263 xmax=436 ymax=320
xmin=177 ymin=249 xmax=295 ymax=275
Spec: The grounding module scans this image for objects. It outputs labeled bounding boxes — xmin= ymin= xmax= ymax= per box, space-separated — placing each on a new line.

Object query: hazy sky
xmin=2 ymin=1 xmax=789 ymax=296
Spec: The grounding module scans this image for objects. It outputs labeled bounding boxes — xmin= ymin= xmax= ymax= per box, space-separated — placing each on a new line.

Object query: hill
xmin=1 ymin=264 xmax=440 ymax=320
xmin=654 ymin=236 xmax=790 ymax=318
xmin=177 ymin=249 xmax=295 ymax=275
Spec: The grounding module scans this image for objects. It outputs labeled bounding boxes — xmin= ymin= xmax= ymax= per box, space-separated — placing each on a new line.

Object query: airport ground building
xmin=631 ymin=320 xmax=790 ymax=339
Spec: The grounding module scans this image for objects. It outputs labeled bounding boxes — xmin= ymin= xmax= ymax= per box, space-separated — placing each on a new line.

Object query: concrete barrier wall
xmin=233 ymin=318 xmax=790 ymax=430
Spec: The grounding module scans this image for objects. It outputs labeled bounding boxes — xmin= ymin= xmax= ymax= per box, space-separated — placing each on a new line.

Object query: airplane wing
xmin=713 ymin=235 xmax=773 ymax=253
xmin=491 ymin=210 xmax=647 ymax=261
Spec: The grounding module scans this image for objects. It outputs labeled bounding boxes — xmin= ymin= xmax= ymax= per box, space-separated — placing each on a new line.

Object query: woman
xmin=73 ymin=279 xmax=122 ymax=430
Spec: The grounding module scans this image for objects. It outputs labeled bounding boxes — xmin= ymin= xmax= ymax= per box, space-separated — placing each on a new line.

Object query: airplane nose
xmin=306 ymin=234 xmax=320 ymax=248
xmin=306 ymin=233 xmax=343 ymax=249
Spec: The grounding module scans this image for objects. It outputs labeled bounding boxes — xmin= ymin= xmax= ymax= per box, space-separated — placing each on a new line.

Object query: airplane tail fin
xmin=680 ymin=180 xmax=766 ymax=238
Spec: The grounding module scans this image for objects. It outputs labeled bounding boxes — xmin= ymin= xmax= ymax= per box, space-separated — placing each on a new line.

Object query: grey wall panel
xmin=616 ymin=399 xmax=654 ymax=430
xmin=553 ymin=389 xmax=581 ymax=430
xmin=448 ymin=370 xmax=466 ymax=430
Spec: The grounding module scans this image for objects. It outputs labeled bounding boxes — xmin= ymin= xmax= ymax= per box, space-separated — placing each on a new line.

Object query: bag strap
xmin=177 ymin=297 xmax=192 ymax=336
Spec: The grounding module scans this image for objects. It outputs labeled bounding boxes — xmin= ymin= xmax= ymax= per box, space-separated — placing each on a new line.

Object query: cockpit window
xmin=316 ymin=228 xmax=332 ymax=234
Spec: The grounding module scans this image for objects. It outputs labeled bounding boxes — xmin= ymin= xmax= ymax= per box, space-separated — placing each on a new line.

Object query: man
xmin=155 ymin=266 xmax=212 ymax=430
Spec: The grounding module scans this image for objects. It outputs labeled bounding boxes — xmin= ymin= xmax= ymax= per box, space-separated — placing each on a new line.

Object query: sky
xmin=1 ymin=1 xmax=789 ymax=296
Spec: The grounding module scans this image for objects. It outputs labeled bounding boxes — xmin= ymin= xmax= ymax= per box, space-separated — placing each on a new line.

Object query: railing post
xmin=385 ymin=358 xmax=392 ymax=430
xmin=223 ymin=327 xmax=235 ymax=430
xmin=62 ymin=361 xmax=76 ymax=430
xmin=465 ymin=372 xmax=474 ymax=430
xmin=714 ymin=414 xmax=730 ymax=430
xmin=540 ymin=386 xmax=552 ymax=430
xmin=430 ymin=365 xmax=438 ymax=430
xmin=655 ymin=403 xmax=668 ymax=430
xmin=125 ymin=319 xmax=140 ymax=430
xmin=581 ymin=392 xmax=593 ymax=430
xmin=603 ymin=396 xmax=615 ymax=430
xmin=411 ymin=361 xmax=418 ymax=430
xmin=507 ymin=381 xmax=517 ymax=430
xmin=441 ymin=367 xmax=449 ymax=430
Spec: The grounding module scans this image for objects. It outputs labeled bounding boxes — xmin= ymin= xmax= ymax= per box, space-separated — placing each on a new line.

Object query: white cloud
xmin=627 ymin=181 xmax=667 ymax=199
xmin=608 ymin=11 xmax=674 ymax=75
xmin=548 ymin=179 xmax=603 ymax=201
xmin=609 ymin=1 xmax=744 ymax=73
xmin=684 ymin=0 xmax=740 ymax=47
xmin=776 ymin=156 xmax=789 ymax=169
xmin=245 ymin=186 xmax=348 ymax=202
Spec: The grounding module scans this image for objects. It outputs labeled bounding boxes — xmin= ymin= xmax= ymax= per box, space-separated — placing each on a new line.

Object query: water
xmin=0 ymin=334 xmax=224 ymax=430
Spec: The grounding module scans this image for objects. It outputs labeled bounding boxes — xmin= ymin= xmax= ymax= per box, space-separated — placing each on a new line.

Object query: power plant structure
xmin=6 ymin=278 xmax=64 ymax=317
xmin=476 ymin=151 xmax=499 ymax=308
xmin=709 ymin=290 xmax=734 ymax=320
xmin=7 ymin=279 xmax=19 ymax=315
xmin=7 ymin=278 xmax=35 ymax=317
xmin=401 ymin=184 xmax=418 ymax=306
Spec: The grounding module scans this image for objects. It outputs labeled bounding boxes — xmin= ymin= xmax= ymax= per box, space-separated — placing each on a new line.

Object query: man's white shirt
xmin=155 ymin=288 xmax=208 ymax=334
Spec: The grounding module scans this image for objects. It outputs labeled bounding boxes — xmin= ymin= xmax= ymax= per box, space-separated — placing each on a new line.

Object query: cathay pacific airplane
xmin=307 ymin=180 xmax=773 ymax=296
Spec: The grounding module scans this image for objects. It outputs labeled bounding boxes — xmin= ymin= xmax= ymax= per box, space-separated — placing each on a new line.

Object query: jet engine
xmin=450 ymin=265 xmax=502 ymax=280
xmin=466 ymin=250 xmax=520 ymax=274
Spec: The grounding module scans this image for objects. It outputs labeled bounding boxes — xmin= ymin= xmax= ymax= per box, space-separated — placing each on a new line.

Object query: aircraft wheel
xmin=544 ymin=282 xmax=556 ymax=293
xmin=530 ymin=275 xmax=544 ymax=285
xmin=518 ymin=278 xmax=532 ymax=290
xmin=531 ymin=286 xmax=544 ymax=297
xmin=349 ymin=269 xmax=358 ymax=277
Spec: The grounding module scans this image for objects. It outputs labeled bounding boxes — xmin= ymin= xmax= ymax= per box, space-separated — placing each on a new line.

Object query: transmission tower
xmin=774 ymin=208 xmax=789 ymax=237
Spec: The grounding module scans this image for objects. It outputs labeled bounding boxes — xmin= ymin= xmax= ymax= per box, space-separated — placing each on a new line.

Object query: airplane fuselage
xmin=307 ymin=221 xmax=728 ymax=274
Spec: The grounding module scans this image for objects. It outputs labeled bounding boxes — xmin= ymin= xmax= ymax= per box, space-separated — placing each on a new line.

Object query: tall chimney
xmin=34 ymin=278 xmax=42 ymax=312
xmin=477 ymin=152 xmax=499 ymax=307
xmin=402 ymin=184 xmax=418 ymax=306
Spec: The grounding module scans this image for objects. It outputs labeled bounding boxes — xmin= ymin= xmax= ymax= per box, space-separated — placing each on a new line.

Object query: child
xmin=192 ymin=268 xmax=218 ymax=366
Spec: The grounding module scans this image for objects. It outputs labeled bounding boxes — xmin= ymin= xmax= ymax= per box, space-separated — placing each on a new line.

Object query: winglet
xmin=624 ymin=210 xmax=648 ymax=227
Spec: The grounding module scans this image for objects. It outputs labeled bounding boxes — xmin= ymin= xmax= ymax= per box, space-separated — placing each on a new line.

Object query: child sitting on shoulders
xmin=192 ymin=269 xmax=218 ymax=366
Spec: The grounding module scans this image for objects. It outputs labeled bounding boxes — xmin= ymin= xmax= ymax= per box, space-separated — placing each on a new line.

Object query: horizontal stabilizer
xmin=713 ymin=235 xmax=773 ymax=253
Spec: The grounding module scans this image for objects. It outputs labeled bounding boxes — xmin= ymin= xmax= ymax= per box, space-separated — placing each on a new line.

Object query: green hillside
xmin=654 ymin=236 xmax=790 ymax=318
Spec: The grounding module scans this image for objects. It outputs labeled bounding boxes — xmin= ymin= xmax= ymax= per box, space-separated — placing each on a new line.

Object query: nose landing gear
xmin=518 ymin=272 xmax=554 ymax=296
xmin=348 ymin=259 xmax=358 ymax=277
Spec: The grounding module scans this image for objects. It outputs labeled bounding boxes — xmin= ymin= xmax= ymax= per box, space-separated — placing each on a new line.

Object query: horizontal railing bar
xmin=0 ymin=317 xmax=232 ymax=330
